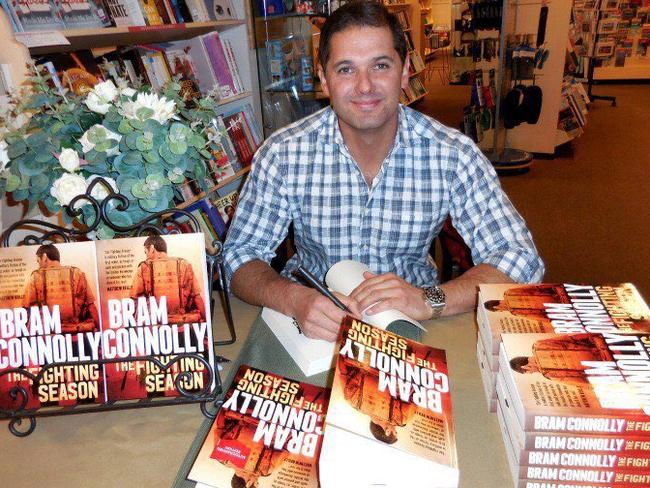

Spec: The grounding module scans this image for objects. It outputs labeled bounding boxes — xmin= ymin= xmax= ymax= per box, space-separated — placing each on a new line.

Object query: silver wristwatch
xmin=422 ymin=285 xmax=446 ymax=319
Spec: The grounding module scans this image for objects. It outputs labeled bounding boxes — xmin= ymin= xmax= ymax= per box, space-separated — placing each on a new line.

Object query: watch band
xmin=423 ymin=285 xmax=446 ymax=319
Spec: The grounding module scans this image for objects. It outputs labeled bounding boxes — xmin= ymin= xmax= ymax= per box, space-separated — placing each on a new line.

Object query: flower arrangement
xmin=0 ymin=63 xmax=224 ymax=238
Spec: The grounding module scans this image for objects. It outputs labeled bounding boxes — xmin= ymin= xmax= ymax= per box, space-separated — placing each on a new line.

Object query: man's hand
xmin=290 ymin=288 xmax=361 ymax=342
xmin=349 ymin=271 xmax=432 ymax=321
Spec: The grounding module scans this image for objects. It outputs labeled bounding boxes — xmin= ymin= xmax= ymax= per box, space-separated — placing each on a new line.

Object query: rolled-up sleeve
xmin=222 ymin=141 xmax=291 ymax=286
xmin=448 ymin=141 xmax=544 ymax=283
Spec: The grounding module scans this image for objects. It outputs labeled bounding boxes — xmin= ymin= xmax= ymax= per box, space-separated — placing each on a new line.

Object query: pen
xmin=293 ymin=261 xmax=352 ymax=314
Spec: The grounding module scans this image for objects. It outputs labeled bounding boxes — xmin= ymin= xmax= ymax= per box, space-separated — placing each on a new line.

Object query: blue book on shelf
xmin=188 ymin=199 xmax=228 ymax=241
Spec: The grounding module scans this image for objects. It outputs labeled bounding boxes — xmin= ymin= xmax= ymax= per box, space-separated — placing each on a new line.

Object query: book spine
xmin=183 ymin=0 xmax=205 ymax=21
xmin=107 ymin=0 xmax=146 ymax=26
xmin=197 ymin=199 xmax=227 ymax=240
xmin=214 ymin=115 xmax=241 ymax=170
xmin=241 ymin=105 xmax=262 ymax=147
xmin=234 ymin=111 xmax=257 ymax=156
xmin=152 ymin=0 xmax=172 ymax=23
xmin=521 ymin=450 xmax=650 ymax=470
xmin=201 ymin=32 xmax=236 ymax=99
xmin=139 ymin=0 xmax=163 ymax=25
xmin=224 ymin=115 xmax=253 ymax=166
xmin=521 ymin=465 xmax=650 ymax=485
xmin=524 ymin=433 xmax=650 ymax=454
xmin=222 ymin=38 xmax=244 ymax=95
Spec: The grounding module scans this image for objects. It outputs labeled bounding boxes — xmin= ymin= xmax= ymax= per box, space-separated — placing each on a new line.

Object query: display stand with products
xmin=0 ymin=177 xmax=236 ymax=437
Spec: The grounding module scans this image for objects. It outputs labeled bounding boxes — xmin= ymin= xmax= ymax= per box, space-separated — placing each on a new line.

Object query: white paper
xmin=325 ymin=260 xmax=425 ymax=332
xmin=15 ymin=31 xmax=71 ymax=49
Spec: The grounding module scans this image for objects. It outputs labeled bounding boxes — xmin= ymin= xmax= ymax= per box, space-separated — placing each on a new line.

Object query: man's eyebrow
xmin=331 ymin=55 xmax=395 ymax=70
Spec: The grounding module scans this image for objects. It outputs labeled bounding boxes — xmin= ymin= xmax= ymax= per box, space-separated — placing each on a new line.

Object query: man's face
xmin=318 ymin=26 xmax=409 ymax=135
xmin=144 ymin=245 xmax=155 ymax=260
xmin=36 ymin=253 xmax=48 ymax=268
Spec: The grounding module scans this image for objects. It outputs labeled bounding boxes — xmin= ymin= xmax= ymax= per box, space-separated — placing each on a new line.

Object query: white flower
xmin=79 ymin=124 xmax=122 ymax=156
xmin=85 ymin=80 xmax=118 ymax=114
xmin=0 ymin=140 xmax=10 ymax=171
xmin=86 ymin=174 xmax=118 ymax=201
xmin=119 ymin=86 xmax=136 ymax=98
xmin=58 ymin=148 xmax=81 ymax=172
xmin=50 ymin=172 xmax=88 ymax=207
xmin=122 ymin=92 xmax=176 ymax=124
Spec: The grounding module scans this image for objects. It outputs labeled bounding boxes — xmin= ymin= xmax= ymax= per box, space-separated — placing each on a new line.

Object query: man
xmin=24 ymin=243 xmax=99 ymax=333
xmin=130 ymin=235 xmax=206 ymax=324
xmin=483 ymin=284 xmax=570 ymax=321
xmin=223 ymin=2 xmax=543 ymax=341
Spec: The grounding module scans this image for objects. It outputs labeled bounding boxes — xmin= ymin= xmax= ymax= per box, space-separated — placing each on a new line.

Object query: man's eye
xmin=375 ymin=63 xmax=390 ymax=70
xmin=337 ymin=66 xmax=352 ymax=74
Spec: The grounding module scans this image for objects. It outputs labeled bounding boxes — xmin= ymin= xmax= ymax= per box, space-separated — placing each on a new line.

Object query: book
xmin=222 ymin=111 xmax=255 ymax=166
xmin=201 ymin=30 xmax=238 ymax=99
xmin=8 ymin=0 xmax=65 ymax=31
xmin=95 ymin=234 xmax=214 ymax=401
xmin=187 ymin=364 xmax=329 ymax=488
xmin=0 ymin=242 xmax=105 ymax=411
xmin=35 ymin=50 xmax=103 ymax=96
xmin=320 ymin=316 xmax=459 ymax=488
xmin=261 ymin=307 xmax=336 ymax=377
xmin=102 ymin=0 xmax=147 ymax=26
xmin=166 ymin=36 xmax=220 ymax=96
xmin=210 ymin=189 xmax=238 ymax=229
xmin=58 ymin=0 xmax=110 ymax=28
xmin=163 ymin=44 xmax=202 ymax=100
xmin=138 ymin=0 xmax=163 ymax=24
xmin=499 ymin=331 xmax=650 ymax=436
xmin=212 ymin=115 xmax=242 ymax=172
xmin=477 ymin=283 xmax=650 ymax=357
xmin=204 ymin=0 xmax=235 ymax=20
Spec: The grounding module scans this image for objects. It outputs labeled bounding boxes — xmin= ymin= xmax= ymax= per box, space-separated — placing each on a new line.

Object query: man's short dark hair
xmin=369 ymin=420 xmax=398 ymax=444
xmin=318 ymin=1 xmax=408 ymax=70
xmin=36 ymin=244 xmax=60 ymax=262
xmin=483 ymin=299 xmax=503 ymax=312
xmin=144 ymin=235 xmax=167 ymax=253
xmin=510 ymin=356 xmax=530 ymax=374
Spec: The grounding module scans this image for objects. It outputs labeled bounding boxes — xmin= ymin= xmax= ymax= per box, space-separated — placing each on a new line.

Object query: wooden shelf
xmin=407 ymin=92 xmax=428 ymax=105
xmin=217 ymin=92 xmax=253 ymax=107
xmin=176 ymin=167 xmax=251 ymax=210
xmin=25 ymin=20 xmax=245 ymax=55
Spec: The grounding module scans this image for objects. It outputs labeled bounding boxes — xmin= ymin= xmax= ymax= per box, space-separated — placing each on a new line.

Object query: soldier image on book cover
xmin=95 ymin=234 xmax=213 ymax=401
xmin=501 ymin=332 xmax=650 ymax=435
xmin=188 ymin=364 xmax=328 ymax=488
xmin=0 ymin=242 xmax=105 ymax=410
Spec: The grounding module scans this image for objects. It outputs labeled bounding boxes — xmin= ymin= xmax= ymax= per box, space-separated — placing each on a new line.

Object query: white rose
xmin=58 ymin=148 xmax=81 ymax=172
xmin=79 ymin=130 xmax=95 ymax=153
xmin=85 ymin=80 xmax=118 ymax=114
xmin=119 ymin=86 xmax=136 ymax=98
xmin=0 ymin=140 xmax=10 ymax=171
xmin=50 ymin=172 xmax=88 ymax=207
xmin=85 ymin=92 xmax=111 ymax=115
xmin=86 ymin=174 xmax=118 ymax=201
xmin=122 ymin=92 xmax=176 ymax=124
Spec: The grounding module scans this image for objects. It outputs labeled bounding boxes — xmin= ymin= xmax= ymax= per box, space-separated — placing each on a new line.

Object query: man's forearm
xmin=230 ymin=260 xmax=309 ymax=317
xmin=439 ymin=263 xmax=513 ymax=316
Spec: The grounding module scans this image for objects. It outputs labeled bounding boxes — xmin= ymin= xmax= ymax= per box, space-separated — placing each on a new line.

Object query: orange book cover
xmin=478 ymin=283 xmax=650 ymax=355
xmin=321 ymin=316 xmax=458 ymax=486
xmin=188 ymin=364 xmax=328 ymax=488
xmin=0 ymin=242 xmax=105 ymax=410
xmin=95 ymin=234 xmax=213 ymax=401
xmin=500 ymin=332 xmax=650 ymax=437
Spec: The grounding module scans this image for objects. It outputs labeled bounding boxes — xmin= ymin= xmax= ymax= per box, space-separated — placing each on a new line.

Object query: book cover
xmin=210 ymin=189 xmax=238 ymax=229
xmin=95 ymin=234 xmax=214 ymax=401
xmin=204 ymin=135 xmax=236 ymax=185
xmin=10 ymin=0 xmax=65 ymax=31
xmin=36 ymin=50 xmax=103 ymax=96
xmin=205 ymin=0 xmax=235 ymax=20
xmin=478 ymin=283 xmax=650 ymax=356
xmin=201 ymin=31 xmax=238 ymax=99
xmin=188 ymin=364 xmax=328 ymax=488
xmin=166 ymin=37 xmax=220 ymax=96
xmin=320 ymin=316 xmax=458 ymax=488
xmin=103 ymin=0 xmax=147 ymax=25
xmin=138 ymin=0 xmax=162 ymax=25
xmin=0 ymin=242 xmax=106 ymax=411
xmin=499 ymin=332 xmax=650 ymax=436
xmin=163 ymin=45 xmax=202 ymax=101
xmin=212 ymin=115 xmax=242 ymax=172
xmin=222 ymin=111 xmax=254 ymax=166
xmin=58 ymin=0 xmax=109 ymax=28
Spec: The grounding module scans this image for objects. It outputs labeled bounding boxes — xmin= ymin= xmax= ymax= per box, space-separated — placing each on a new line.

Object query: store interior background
xmin=419 ymin=72 xmax=650 ymax=299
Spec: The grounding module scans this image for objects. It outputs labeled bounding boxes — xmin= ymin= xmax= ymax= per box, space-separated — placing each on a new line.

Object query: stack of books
xmin=476 ymin=283 xmax=650 ymax=487
xmin=184 ymin=317 xmax=459 ymax=488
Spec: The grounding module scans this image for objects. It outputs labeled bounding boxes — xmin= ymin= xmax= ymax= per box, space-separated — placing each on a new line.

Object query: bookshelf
xmin=0 ymin=3 xmax=263 ymax=233
xmin=176 ymin=167 xmax=250 ymax=210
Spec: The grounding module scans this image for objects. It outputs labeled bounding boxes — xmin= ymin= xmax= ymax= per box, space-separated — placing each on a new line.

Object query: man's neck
xmin=338 ymin=114 xmax=399 ymax=187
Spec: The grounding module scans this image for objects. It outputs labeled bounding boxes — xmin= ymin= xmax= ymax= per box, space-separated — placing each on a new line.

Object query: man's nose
xmin=355 ymin=70 xmax=373 ymax=94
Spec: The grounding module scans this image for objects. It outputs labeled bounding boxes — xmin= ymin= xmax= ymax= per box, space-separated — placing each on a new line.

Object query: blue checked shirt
xmin=223 ymin=105 xmax=544 ymax=287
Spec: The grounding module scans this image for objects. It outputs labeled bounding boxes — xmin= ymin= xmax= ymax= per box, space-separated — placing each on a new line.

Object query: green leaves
xmin=5 ymin=174 xmax=21 ymax=192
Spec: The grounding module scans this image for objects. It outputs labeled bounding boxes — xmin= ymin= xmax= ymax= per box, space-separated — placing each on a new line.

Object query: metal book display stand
xmin=0 ymin=177 xmax=236 ymax=437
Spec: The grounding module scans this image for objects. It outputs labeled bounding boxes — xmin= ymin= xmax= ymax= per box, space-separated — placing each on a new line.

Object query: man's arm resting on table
xmin=230 ymin=260 xmax=360 ymax=342
xmin=350 ymin=263 xmax=513 ymax=321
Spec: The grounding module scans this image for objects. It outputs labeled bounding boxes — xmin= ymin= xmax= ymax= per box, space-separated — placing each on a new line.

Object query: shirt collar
xmin=318 ymin=104 xmax=419 ymax=149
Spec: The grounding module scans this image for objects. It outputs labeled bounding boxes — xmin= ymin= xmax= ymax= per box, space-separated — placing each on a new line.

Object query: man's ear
xmin=401 ymin=53 xmax=410 ymax=90
xmin=318 ymin=64 xmax=330 ymax=97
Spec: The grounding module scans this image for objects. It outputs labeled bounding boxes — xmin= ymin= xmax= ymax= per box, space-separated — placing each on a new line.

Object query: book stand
xmin=0 ymin=177 xmax=236 ymax=437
